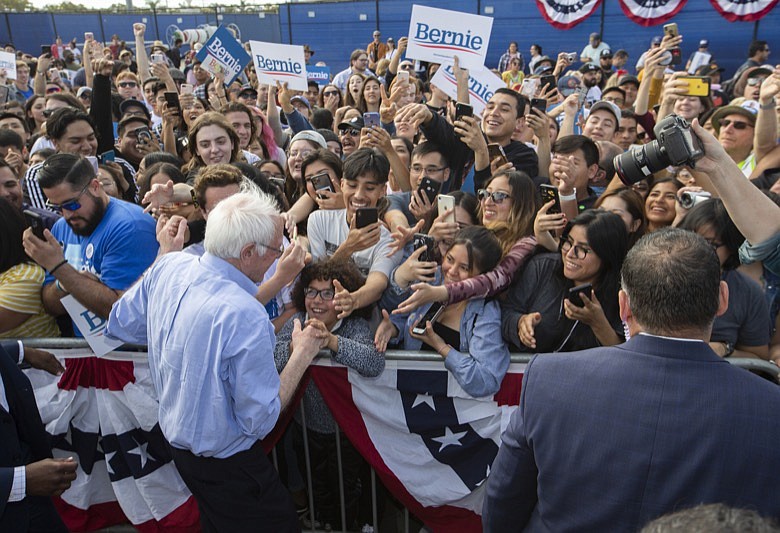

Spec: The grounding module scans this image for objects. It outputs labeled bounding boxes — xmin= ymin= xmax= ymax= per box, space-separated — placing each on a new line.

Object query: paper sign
xmin=307 ymin=65 xmax=331 ymax=86
xmin=687 ymin=51 xmax=711 ymax=74
xmin=249 ymin=41 xmax=308 ymax=92
xmin=430 ymin=62 xmax=504 ymax=115
xmin=194 ymin=25 xmax=251 ymax=86
xmin=61 ymin=295 xmax=124 ymax=357
xmin=406 ymin=5 xmax=493 ymax=71
xmin=0 ymin=51 xmax=17 ymax=80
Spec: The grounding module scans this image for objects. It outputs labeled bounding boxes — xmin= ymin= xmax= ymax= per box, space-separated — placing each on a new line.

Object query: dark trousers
xmin=169 ymin=442 xmax=300 ymax=533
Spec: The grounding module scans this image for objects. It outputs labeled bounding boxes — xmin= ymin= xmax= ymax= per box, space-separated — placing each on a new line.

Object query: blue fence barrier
xmin=0 ymin=1 xmax=777 ymax=79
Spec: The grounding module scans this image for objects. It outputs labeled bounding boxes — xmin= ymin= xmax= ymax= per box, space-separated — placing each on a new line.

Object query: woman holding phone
xmin=377 ymin=226 xmax=510 ymax=398
xmin=500 ymin=210 xmax=629 ymax=353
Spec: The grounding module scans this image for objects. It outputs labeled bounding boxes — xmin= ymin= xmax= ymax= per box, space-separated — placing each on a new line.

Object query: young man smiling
xmin=306 ymin=148 xmax=402 ymax=318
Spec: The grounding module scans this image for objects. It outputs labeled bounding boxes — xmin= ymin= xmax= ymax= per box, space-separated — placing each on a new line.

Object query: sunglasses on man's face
xmin=323 ymin=90 xmax=340 ymax=97
xmin=720 ymin=119 xmax=752 ymax=130
xmin=118 ymin=81 xmax=138 ymax=88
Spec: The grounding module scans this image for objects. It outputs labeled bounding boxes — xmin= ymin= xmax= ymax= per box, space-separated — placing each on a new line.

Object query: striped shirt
xmin=0 ymin=262 xmax=60 ymax=339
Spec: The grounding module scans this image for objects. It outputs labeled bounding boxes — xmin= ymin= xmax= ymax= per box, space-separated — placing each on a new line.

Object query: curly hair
xmin=192 ymin=163 xmax=243 ymax=210
xmin=290 ymin=259 xmax=369 ymax=317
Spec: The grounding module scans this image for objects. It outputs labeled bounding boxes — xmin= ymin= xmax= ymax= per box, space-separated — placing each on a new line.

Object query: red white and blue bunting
xmin=709 ymin=0 xmax=779 ymax=22
xmin=536 ymin=0 xmax=603 ymax=29
xmin=618 ymin=0 xmax=688 ymax=26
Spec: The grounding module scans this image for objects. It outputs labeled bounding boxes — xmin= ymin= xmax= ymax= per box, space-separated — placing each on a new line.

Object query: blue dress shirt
xmin=106 ymin=252 xmax=281 ymax=458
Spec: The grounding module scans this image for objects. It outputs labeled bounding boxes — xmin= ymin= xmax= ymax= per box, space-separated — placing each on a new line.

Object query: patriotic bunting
xmin=709 ymin=0 xmax=779 ymax=21
xmin=536 ymin=0 xmax=603 ymax=29
xmin=618 ymin=0 xmax=688 ymax=26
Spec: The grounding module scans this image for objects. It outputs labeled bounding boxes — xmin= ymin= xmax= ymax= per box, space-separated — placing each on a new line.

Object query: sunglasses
xmin=46 ymin=87 xmax=61 ymax=94
xmin=746 ymin=78 xmax=765 ymax=87
xmin=340 ymin=128 xmax=360 ymax=137
xmin=477 ymin=189 xmax=511 ymax=204
xmin=45 ymin=179 xmax=92 ymax=212
xmin=400 ymin=64 xmax=414 ymax=70
xmin=118 ymin=81 xmax=138 ymax=88
xmin=720 ymin=119 xmax=752 ymax=130
xmin=323 ymin=90 xmax=340 ymax=97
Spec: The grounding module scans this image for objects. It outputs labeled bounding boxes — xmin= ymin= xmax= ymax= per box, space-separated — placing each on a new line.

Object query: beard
xmin=67 ymin=193 xmax=106 ymax=236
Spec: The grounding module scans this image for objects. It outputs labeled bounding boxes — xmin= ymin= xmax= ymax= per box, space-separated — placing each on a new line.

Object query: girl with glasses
xmin=274 ymin=259 xmax=383 ymax=530
xmin=377 ymin=226 xmax=510 ymax=397
xmin=501 ymin=210 xmax=629 ymax=353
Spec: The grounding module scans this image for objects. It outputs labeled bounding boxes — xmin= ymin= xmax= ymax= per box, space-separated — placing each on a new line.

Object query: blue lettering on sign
xmin=414 ymin=23 xmax=484 ymax=53
xmin=255 ymin=55 xmax=303 ymax=74
xmin=443 ymin=65 xmax=494 ymax=104
xmin=80 ymin=309 xmax=106 ymax=332
xmin=207 ymin=37 xmax=241 ymax=73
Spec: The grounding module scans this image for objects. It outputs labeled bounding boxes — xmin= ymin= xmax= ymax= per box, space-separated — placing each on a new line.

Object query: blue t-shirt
xmin=45 ymin=198 xmax=158 ymax=334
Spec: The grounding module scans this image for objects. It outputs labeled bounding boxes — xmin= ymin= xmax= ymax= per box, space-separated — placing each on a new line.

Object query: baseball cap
xmin=590 ymin=33 xmax=601 ymax=40
xmin=76 ymin=86 xmax=92 ymax=98
xmin=699 ymin=39 xmax=709 ymax=48
xmin=534 ymin=63 xmax=554 ymax=75
xmin=290 ymin=130 xmax=327 ymax=149
xmin=119 ymin=98 xmax=151 ymax=120
xmin=169 ymin=68 xmax=186 ymax=82
xmin=695 ymin=63 xmax=725 ymax=77
xmin=338 ymin=116 xmax=365 ymax=131
xmin=303 ymin=44 xmax=315 ymax=56
xmin=238 ymin=85 xmax=258 ymax=98
xmin=290 ymin=95 xmax=311 ymax=109
xmin=618 ymin=75 xmax=640 ymax=88
xmin=651 ymin=36 xmax=663 ymax=45
xmin=590 ymin=100 xmax=621 ymax=124
xmin=600 ymin=49 xmax=613 ymax=58
xmin=557 ymin=75 xmax=581 ymax=97
xmin=710 ymin=105 xmax=757 ymax=133
xmin=579 ymin=63 xmax=600 ymax=74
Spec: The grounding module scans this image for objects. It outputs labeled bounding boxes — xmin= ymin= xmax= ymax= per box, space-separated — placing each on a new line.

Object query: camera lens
xmin=679 ymin=191 xmax=696 ymax=209
xmin=613 ymin=141 xmax=670 ymax=185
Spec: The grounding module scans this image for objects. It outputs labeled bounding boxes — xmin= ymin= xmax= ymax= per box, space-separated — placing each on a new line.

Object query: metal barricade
xmin=18 ymin=339 xmax=780 ymax=532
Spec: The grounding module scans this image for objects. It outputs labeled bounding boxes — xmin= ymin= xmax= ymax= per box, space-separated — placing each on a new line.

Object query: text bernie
xmin=414 ymin=24 xmax=483 ymax=51
xmin=255 ymin=55 xmax=303 ymax=74
xmin=207 ymin=37 xmax=241 ymax=72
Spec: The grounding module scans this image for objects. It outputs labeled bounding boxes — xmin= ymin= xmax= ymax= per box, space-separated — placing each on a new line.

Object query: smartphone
xmin=679 ymin=76 xmax=711 ymax=97
xmin=669 ymin=47 xmax=682 ymax=66
xmin=412 ymin=302 xmax=445 ymax=335
xmin=98 ymin=150 xmax=115 ymax=164
xmin=576 ymin=86 xmax=587 ymax=107
xmin=413 ymin=233 xmax=435 ymax=263
xmin=86 ymin=155 xmax=99 ymax=174
xmin=164 ymin=91 xmax=181 ymax=114
xmin=135 ymin=126 xmax=152 ymax=145
xmin=487 ymin=143 xmax=508 ymax=167
xmin=180 ymin=83 xmax=194 ymax=95
xmin=41 ymin=45 xmax=51 ymax=55
xmin=151 ymin=53 xmax=166 ymax=64
xmin=663 ymin=23 xmax=679 ymax=39
xmin=355 ymin=207 xmax=378 ymax=229
xmin=539 ymin=184 xmax=561 ymax=214
xmin=455 ymin=102 xmax=473 ymax=121
xmin=0 ymin=85 xmax=9 ymax=105
xmin=520 ymin=78 xmax=539 ymax=98
xmin=531 ymin=98 xmax=547 ymax=114
xmin=418 ymin=176 xmax=441 ymax=204
xmin=396 ymin=70 xmax=410 ymax=83
xmin=568 ymin=282 xmax=593 ymax=308
xmin=363 ymin=111 xmax=380 ymax=129
xmin=539 ymin=75 xmax=557 ymax=92
xmin=84 ymin=32 xmax=94 ymax=41
xmin=437 ymin=194 xmax=456 ymax=223
xmin=310 ymin=170 xmax=334 ymax=196
xmin=23 ymin=209 xmax=45 ymax=240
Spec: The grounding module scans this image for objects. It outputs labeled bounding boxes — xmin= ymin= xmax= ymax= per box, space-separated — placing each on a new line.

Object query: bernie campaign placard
xmin=195 ymin=25 xmax=251 ymax=86
xmin=406 ymin=5 xmax=493 ymax=71
xmin=249 ymin=41 xmax=308 ymax=92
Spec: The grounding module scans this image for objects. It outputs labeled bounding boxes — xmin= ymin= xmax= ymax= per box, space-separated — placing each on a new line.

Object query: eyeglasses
xmin=304 ymin=287 xmax=335 ymax=301
xmin=720 ymin=119 xmax=753 ymax=130
xmin=118 ymin=81 xmax=138 ymax=88
xmin=746 ymin=78 xmax=765 ymax=87
xmin=323 ymin=90 xmax=340 ymax=97
xmin=340 ymin=128 xmax=360 ymax=137
xmin=46 ymin=87 xmax=61 ymax=94
xmin=603 ymin=96 xmax=625 ymax=106
xmin=289 ymin=149 xmax=313 ymax=159
xmin=560 ymin=238 xmax=591 ymax=259
xmin=256 ymin=242 xmax=284 ymax=258
xmin=410 ymin=165 xmax=446 ymax=175
xmin=400 ymin=64 xmax=414 ymax=70
xmin=45 ymin=179 xmax=92 ymax=212
xmin=477 ymin=189 xmax=511 ymax=204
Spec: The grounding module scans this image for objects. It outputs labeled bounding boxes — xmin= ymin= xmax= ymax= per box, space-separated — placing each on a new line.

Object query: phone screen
xmin=355 ymin=207 xmax=378 ymax=229
xmin=413 ymin=233 xmax=435 ymax=263
xmin=412 ymin=302 xmax=445 ymax=334
xmin=363 ymin=112 xmax=380 ymax=129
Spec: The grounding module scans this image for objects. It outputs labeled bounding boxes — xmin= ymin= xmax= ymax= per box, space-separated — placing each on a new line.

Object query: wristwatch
xmin=722 ymin=341 xmax=735 ymax=358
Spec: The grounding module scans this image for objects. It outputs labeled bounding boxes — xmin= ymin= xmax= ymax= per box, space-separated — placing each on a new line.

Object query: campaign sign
xmin=0 ymin=50 xmax=16 ymax=80
xmin=406 ymin=5 xmax=493 ymax=71
xmin=194 ymin=25 xmax=251 ymax=86
xmin=430 ymin=62 xmax=504 ymax=115
xmin=307 ymin=65 xmax=331 ymax=86
xmin=61 ymin=295 xmax=124 ymax=357
xmin=250 ymin=41 xmax=308 ymax=92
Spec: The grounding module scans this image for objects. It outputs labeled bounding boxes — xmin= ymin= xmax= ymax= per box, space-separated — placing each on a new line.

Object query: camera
xmin=614 ymin=114 xmax=704 ymax=186
xmin=679 ymin=190 xmax=711 ymax=209
xmin=566 ymin=52 xmax=577 ymax=63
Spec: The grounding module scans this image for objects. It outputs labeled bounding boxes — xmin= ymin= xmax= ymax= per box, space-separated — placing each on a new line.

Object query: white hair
xmin=204 ymin=191 xmax=280 ymax=259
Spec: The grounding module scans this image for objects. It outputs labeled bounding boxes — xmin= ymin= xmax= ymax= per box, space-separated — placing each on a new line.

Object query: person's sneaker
xmin=361 ymin=525 xmax=375 ymax=533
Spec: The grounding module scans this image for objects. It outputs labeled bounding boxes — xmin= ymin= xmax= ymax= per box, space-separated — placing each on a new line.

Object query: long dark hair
xmin=559 ymin=210 xmax=629 ymax=320
xmin=0 ymin=197 xmax=28 ymax=272
xmin=449 ymin=225 xmax=503 ymax=275
xmin=478 ymin=170 xmax=538 ymax=255
xmin=594 ymin=187 xmax=647 ymax=247
xmin=678 ymin=198 xmax=745 ymax=271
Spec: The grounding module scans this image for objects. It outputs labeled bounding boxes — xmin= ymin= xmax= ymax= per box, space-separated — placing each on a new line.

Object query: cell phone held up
xmin=363 ymin=112 xmax=380 ymax=129
xmin=540 ymin=184 xmax=561 ymax=214
xmin=679 ymin=76 xmax=711 ymax=97
xmin=417 ymin=177 xmax=441 ymax=205
xmin=531 ymin=98 xmax=547 ymax=114
xmin=487 ymin=143 xmax=508 ymax=167
xmin=23 ymin=209 xmax=45 ymax=240
xmin=164 ymin=92 xmax=181 ymax=115
xmin=437 ymin=194 xmax=456 ymax=223
xmin=413 ymin=233 xmax=435 ymax=263
xmin=412 ymin=302 xmax=445 ymax=335
xmin=355 ymin=207 xmax=378 ymax=229
xmin=568 ymin=283 xmax=593 ymax=308
xmin=310 ymin=170 xmax=335 ymax=197
xmin=455 ymin=103 xmax=473 ymax=121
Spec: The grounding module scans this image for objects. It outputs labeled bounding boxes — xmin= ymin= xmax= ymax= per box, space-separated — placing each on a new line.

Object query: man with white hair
xmin=106 ymin=191 xmax=324 ymax=532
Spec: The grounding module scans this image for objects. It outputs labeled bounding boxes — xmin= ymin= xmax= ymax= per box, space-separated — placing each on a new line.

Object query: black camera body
xmin=614 ymin=114 xmax=704 ymax=185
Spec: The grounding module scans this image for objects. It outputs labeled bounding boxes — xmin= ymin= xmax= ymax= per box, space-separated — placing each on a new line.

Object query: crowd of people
xmin=0 ymin=16 xmax=779 ymax=533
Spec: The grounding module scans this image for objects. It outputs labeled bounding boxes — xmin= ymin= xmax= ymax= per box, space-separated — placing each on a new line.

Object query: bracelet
xmin=559 ymin=188 xmax=577 ymax=201
xmin=55 ymin=279 xmax=69 ymax=293
xmin=760 ymin=99 xmax=776 ymax=110
xmin=49 ymin=259 xmax=68 ymax=275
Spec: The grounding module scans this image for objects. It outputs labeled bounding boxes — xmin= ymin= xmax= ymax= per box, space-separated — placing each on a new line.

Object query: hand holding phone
xmin=355 ymin=207 xmax=378 ymax=229
xmin=23 ymin=210 xmax=45 ymax=240
xmin=487 ymin=143 xmax=508 ymax=167
xmin=412 ymin=302 xmax=445 ymax=335
xmin=418 ymin=177 xmax=441 ymax=204
xmin=455 ymin=103 xmax=473 ymax=121
xmin=540 ymin=184 xmax=561 ymax=214
xmin=437 ymin=194 xmax=456 ymax=223
xmin=568 ymin=283 xmax=593 ymax=308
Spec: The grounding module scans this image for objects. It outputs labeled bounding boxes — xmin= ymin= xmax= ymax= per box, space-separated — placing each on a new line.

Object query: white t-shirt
xmin=307 ymin=208 xmax=401 ymax=278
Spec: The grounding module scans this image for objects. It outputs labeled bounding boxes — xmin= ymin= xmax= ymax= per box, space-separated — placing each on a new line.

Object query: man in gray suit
xmin=483 ymin=227 xmax=780 ymax=532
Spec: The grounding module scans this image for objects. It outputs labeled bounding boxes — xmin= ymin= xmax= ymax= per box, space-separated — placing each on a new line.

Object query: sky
xmin=28 ymin=0 xmax=287 ymax=9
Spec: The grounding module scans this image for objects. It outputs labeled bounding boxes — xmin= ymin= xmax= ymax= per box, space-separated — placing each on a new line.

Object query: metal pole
xmin=4 ymin=14 xmax=12 ymax=48
xmin=753 ymin=20 xmax=760 ymax=41
xmin=50 ymin=12 xmax=59 ymax=41
xmin=286 ymin=2 xmax=292 ymax=45
xmin=599 ymin=0 xmax=606 ymax=39
xmin=153 ymin=5 xmax=160 ymax=41
xmin=371 ymin=468 xmax=379 ymax=533
xmin=98 ymin=11 xmax=107 ymax=45
xmin=374 ymin=0 xmax=380 ymax=32
xmin=335 ymin=425 xmax=347 ymax=532
xmin=299 ymin=406 xmax=316 ymax=532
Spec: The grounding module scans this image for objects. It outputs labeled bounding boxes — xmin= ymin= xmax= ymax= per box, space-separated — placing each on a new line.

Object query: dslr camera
xmin=614 ymin=114 xmax=704 ymax=185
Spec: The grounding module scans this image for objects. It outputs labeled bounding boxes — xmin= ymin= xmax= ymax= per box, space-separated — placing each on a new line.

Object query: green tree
xmin=0 ymin=0 xmax=34 ymax=11
xmin=43 ymin=1 xmax=93 ymax=11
